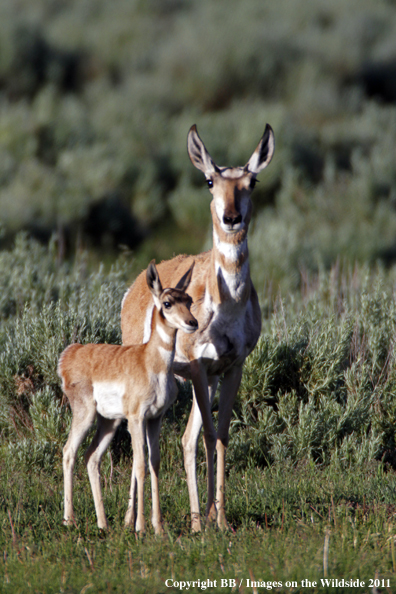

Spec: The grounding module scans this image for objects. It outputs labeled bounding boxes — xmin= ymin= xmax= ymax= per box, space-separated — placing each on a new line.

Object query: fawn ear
xmin=187 ymin=125 xmax=218 ymax=176
xmin=244 ymin=124 xmax=275 ymax=175
xmin=175 ymin=262 xmax=195 ymax=292
xmin=146 ymin=260 xmax=163 ymax=306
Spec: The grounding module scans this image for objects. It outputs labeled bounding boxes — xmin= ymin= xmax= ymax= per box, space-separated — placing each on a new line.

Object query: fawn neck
xmin=147 ymin=306 xmax=178 ymax=368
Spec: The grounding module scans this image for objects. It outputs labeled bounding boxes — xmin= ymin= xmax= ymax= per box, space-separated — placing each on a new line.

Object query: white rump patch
xmin=93 ymin=381 xmax=125 ymax=420
xmin=143 ymin=302 xmax=154 ymax=344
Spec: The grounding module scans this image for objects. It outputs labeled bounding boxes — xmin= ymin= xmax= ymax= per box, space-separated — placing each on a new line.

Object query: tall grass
xmin=0 ymin=237 xmax=395 ymax=590
xmin=1 ymin=238 xmax=396 ymax=473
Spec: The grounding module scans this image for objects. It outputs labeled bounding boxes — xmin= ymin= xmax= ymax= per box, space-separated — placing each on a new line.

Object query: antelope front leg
xmin=182 ymin=397 xmax=203 ymax=532
xmin=126 ymin=417 xmax=146 ymax=533
xmin=216 ymin=365 xmax=243 ymax=530
xmin=183 ymin=363 xmax=217 ymax=532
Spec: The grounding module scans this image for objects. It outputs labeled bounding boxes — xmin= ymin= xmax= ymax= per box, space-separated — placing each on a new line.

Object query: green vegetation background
xmin=1 ymin=0 xmax=396 ymax=591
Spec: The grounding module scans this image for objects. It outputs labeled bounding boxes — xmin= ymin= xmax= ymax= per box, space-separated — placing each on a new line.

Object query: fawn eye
xmin=206 ymin=179 xmax=213 ymax=189
xmin=163 ymin=301 xmax=172 ymax=309
xmin=250 ymin=178 xmax=258 ymax=190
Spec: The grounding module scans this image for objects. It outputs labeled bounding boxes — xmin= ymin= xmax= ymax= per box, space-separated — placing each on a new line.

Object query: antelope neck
xmin=213 ymin=226 xmax=249 ymax=268
xmin=211 ymin=224 xmax=250 ymax=304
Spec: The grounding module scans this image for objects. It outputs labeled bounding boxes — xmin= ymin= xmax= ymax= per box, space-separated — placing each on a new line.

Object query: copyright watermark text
xmin=164 ymin=578 xmax=390 ymax=590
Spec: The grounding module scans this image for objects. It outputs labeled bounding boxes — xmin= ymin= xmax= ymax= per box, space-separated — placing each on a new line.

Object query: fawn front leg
xmin=146 ymin=416 xmax=163 ymax=535
xmin=126 ymin=417 xmax=146 ymax=533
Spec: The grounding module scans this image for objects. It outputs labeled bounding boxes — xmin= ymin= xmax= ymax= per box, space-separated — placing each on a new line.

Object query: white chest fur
xmin=192 ymin=290 xmax=250 ymax=365
xmin=144 ymin=371 xmax=177 ymax=419
xmin=215 ymin=258 xmax=250 ymax=301
xmin=93 ymin=381 xmax=125 ymax=420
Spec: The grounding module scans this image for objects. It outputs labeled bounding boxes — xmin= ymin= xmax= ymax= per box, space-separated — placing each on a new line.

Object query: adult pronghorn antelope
xmin=58 ymin=261 xmax=197 ymax=534
xmin=121 ymin=124 xmax=275 ymax=531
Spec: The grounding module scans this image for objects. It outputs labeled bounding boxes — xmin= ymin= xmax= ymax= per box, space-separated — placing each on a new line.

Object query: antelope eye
xmin=250 ymin=178 xmax=257 ymax=190
xmin=206 ymin=179 xmax=213 ymax=189
xmin=163 ymin=301 xmax=172 ymax=309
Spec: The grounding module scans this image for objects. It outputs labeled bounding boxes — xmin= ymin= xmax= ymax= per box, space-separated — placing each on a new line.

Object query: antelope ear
xmin=245 ymin=124 xmax=275 ymax=175
xmin=146 ymin=260 xmax=163 ymax=305
xmin=175 ymin=262 xmax=195 ymax=292
xmin=187 ymin=125 xmax=218 ymax=176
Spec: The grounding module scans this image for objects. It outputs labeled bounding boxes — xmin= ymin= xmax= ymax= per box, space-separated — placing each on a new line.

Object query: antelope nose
xmin=223 ymin=214 xmax=242 ymax=226
xmin=188 ymin=319 xmax=198 ymax=329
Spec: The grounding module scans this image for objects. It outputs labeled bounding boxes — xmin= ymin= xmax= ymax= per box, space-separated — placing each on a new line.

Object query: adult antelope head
xmin=187 ymin=124 xmax=275 ymax=236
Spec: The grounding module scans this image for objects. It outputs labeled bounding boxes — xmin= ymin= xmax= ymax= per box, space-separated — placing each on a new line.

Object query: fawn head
xmin=146 ymin=261 xmax=198 ymax=333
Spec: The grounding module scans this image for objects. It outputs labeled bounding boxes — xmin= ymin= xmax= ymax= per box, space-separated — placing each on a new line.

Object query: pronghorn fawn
xmin=121 ymin=124 xmax=275 ymax=531
xmin=58 ymin=261 xmax=197 ymax=534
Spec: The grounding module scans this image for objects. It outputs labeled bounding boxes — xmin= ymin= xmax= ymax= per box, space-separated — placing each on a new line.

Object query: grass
xmin=1 ymin=460 xmax=396 ymax=593
xmin=0 ymin=238 xmax=395 ymax=592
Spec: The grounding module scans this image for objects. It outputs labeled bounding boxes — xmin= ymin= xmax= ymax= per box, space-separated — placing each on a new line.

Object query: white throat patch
xmin=214 ymin=232 xmax=247 ymax=261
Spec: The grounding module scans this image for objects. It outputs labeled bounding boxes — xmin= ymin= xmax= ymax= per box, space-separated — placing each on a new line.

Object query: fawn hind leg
xmin=85 ymin=414 xmax=121 ymax=530
xmin=63 ymin=387 xmax=96 ymax=526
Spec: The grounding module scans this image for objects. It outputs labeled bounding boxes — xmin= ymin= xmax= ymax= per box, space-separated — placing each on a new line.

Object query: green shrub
xmin=0 ymin=235 xmax=128 ymax=451
xmin=1 ymin=0 xmax=396 ymax=287
xmin=1 ymin=237 xmax=396 ymax=476
xmin=229 ymin=266 xmax=396 ymax=469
